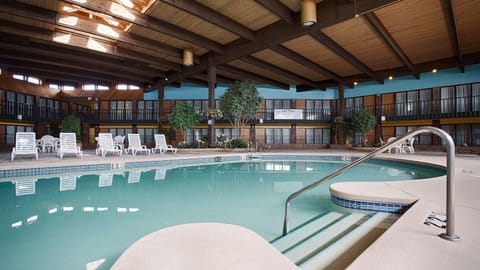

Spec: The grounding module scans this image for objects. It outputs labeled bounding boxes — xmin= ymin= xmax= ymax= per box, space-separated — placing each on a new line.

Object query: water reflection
xmin=13 ymin=178 xmax=37 ymax=196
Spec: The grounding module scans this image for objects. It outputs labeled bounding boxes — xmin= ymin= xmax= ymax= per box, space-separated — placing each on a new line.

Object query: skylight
xmin=119 ymin=0 xmax=134 ymax=9
xmin=58 ymin=16 xmax=79 ymax=26
xmin=87 ymin=38 xmax=107 ymax=52
xmin=53 ymin=33 xmax=71 ymax=44
xmin=97 ymin=24 xmax=119 ymax=38
xmin=110 ymin=2 xmax=136 ymax=21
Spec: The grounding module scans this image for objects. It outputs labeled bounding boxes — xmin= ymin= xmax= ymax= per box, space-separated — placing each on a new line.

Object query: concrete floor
xmin=1 ymin=148 xmax=479 ymax=269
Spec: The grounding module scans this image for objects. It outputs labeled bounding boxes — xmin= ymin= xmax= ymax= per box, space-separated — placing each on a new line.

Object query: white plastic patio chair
xmin=126 ymin=134 xmax=151 ymax=156
xmin=153 ymin=134 xmax=177 ymax=154
xmin=113 ymin=135 xmax=126 ymax=153
xmin=403 ymin=137 xmax=415 ymax=153
xmin=58 ymin=132 xmax=83 ymax=159
xmin=39 ymin=135 xmax=57 ymax=153
xmin=11 ymin=132 xmax=39 ymax=161
xmin=386 ymin=137 xmax=405 ymax=154
xmin=97 ymin=133 xmax=123 ymax=157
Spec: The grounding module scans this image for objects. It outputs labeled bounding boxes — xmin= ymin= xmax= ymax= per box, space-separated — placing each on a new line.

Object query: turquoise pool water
xmin=0 ymin=158 xmax=444 ymax=270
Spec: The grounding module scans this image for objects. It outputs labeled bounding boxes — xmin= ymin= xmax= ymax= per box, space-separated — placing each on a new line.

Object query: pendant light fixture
xmin=183 ymin=48 xmax=193 ymax=67
xmin=301 ymin=0 xmax=317 ymax=28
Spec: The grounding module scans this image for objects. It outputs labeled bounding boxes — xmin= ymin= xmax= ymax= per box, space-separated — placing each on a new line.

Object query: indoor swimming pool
xmin=0 ymin=157 xmax=444 ymax=270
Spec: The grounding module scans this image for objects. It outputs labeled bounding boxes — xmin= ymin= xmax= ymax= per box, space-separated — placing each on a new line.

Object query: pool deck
xmin=1 ymin=149 xmax=479 ymax=269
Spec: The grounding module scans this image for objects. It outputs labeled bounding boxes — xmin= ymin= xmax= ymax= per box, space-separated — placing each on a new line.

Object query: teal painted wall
xmin=342 ymin=64 xmax=480 ymax=98
xmin=144 ymin=64 xmax=480 ymax=101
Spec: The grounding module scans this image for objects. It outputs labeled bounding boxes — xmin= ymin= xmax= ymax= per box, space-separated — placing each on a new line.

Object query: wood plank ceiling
xmin=0 ymin=0 xmax=479 ymax=92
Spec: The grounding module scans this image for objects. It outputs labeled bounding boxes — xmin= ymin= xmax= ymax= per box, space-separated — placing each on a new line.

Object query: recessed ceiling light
xmin=388 ymin=76 xmax=393 ymax=80
xmin=432 ymin=68 xmax=437 ymax=73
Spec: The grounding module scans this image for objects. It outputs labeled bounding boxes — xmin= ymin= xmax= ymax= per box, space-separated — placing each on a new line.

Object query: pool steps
xmin=272 ymin=212 xmax=345 ymax=253
xmin=299 ymin=212 xmax=393 ymax=270
xmin=272 ymin=212 xmax=394 ymax=269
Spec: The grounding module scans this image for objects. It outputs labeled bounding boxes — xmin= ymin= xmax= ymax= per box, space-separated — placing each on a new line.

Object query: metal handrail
xmin=282 ymin=126 xmax=459 ymax=241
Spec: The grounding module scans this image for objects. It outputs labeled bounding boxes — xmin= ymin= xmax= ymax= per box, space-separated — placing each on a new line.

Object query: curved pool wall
xmin=0 ymin=154 xmax=445 ymax=180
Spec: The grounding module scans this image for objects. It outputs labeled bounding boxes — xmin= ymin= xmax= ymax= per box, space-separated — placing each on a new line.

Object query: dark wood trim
xmin=254 ymin=0 xmax=294 ymax=24
xmin=364 ymin=13 xmax=415 ymax=74
xmin=161 ymin=0 xmax=255 ymax=41
xmin=445 ymin=0 xmax=464 ymax=72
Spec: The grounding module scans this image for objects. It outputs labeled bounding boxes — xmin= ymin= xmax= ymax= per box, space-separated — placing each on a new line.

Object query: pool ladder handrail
xmin=282 ymin=126 xmax=459 ymax=241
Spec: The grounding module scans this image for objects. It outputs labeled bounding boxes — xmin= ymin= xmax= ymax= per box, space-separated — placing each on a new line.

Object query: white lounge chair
xmin=11 ymin=132 xmax=39 ymax=161
xmin=97 ymin=133 xmax=123 ymax=157
xmin=153 ymin=134 xmax=177 ymax=154
xmin=58 ymin=132 xmax=83 ymax=159
xmin=126 ymin=134 xmax=151 ymax=155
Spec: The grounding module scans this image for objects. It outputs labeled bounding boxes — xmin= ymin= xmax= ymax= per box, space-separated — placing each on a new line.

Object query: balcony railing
xmin=1 ymin=97 xmax=478 ymax=124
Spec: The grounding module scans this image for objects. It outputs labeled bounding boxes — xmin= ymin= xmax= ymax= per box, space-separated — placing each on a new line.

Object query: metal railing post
xmin=282 ymin=126 xmax=459 ymax=241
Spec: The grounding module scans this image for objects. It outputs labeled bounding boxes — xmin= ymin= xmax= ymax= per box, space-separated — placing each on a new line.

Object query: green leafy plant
xmin=219 ymin=81 xmax=262 ymax=139
xmin=350 ymin=109 xmax=377 ymax=145
xmin=203 ymin=108 xmax=223 ymax=119
xmin=61 ymin=114 xmax=81 ymax=139
xmin=227 ymin=139 xmax=248 ymax=148
xmin=168 ymin=103 xmax=200 ymax=143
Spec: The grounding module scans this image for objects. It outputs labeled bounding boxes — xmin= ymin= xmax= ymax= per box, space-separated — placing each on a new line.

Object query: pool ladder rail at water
xmin=271 ymin=211 xmax=396 ymax=269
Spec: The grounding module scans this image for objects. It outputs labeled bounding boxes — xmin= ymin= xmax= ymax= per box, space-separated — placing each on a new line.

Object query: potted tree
xmin=350 ymin=109 xmax=377 ymax=146
xmin=219 ymin=81 xmax=262 ymax=140
xmin=168 ymin=102 xmax=200 ymax=147
xmin=61 ymin=114 xmax=81 ymax=141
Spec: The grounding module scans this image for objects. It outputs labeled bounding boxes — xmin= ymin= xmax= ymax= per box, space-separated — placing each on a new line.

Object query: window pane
xmin=456 ymin=85 xmax=471 ymax=112
xmin=419 ymin=89 xmax=431 ymax=115
xmin=473 ymin=83 xmax=480 ymax=112
xmin=441 ymin=86 xmax=454 ymax=113
xmin=472 ymin=124 xmax=480 ymax=146
xmin=83 ymin=84 xmax=95 ymax=91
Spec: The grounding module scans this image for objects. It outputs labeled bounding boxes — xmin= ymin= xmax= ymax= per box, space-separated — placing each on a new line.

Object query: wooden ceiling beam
xmin=0 ymin=58 xmax=145 ymax=85
xmin=444 ymin=0 xmax=464 ymax=72
xmin=7 ymin=68 xmax=101 ymax=86
xmin=161 ymin=0 xmax=255 ymax=41
xmin=310 ymin=31 xmax=382 ymax=83
xmin=0 ymin=22 xmax=174 ymax=80
xmin=254 ymin=0 xmax=294 ymax=24
xmin=240 ymin=56 xmax=317 ymax=87
xmin=311 ymin=52 xmax=480 ymax=90
xmin=0 ymin=47 xmax=153 ymax=83
xmin=115 ymin=46 xmax=180 ymax=72
xmin=0 ymin=40 xmax=163 ymax=78
xmin=193 ymin=73 xmax=236 ymax=84
xmin=270 ymin=45 xmax=343 ymax=83
xmin=356 ymin=0 xmax=401 ymax=15
xmin=364 ymin=13 xmax=416 ymax=76
xmin=164 ymin=0 xmax=398 ymax=85
xmin=60 ymin=0 xmax=224 ymax=53
xmin=217 ymin=65 xmax=289 ymax=90
xmin=0 ymin=1 xmax=183 ymax=59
